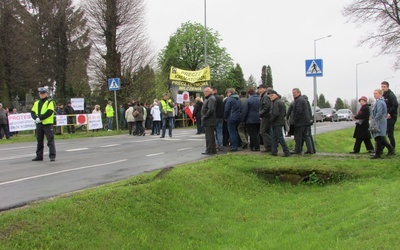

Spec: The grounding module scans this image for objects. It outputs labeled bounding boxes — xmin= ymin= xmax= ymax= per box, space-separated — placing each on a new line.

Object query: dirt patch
xmin=254 ymin=169 xmax=352 ymax=186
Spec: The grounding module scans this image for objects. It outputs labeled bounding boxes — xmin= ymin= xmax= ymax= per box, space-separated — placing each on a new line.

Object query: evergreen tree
xmin=317 ymin=94 xmax=330 ymax=108
xmin=246 ymin=75 xmax=257 ymax=89
xmin=334 ymin=97 xmax=346 ymax=110
xmin=261 ymin=65 xmax=267 ymax=86
xmin=225 ymin=64 xmax=246 ymax=92
xmin=266 ymin=65 xmax=273 ymax=89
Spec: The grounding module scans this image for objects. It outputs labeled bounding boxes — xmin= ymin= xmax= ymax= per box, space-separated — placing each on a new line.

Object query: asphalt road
xmin=0 ymin=121 xmax=354 ymax=211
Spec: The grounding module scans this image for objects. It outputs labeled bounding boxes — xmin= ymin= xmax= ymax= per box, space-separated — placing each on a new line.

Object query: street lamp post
xmin=204 ymin=0 xmax=209 ymax=86
xmin=356 ymin=61 xmax=369 ymax=109
xmin=204 ymin=0 xmax=207 ymax=66
xmin=312 ymin=35 xmax=332 ymax=144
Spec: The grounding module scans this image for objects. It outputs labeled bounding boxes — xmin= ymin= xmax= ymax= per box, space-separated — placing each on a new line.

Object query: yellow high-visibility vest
xmin=32 ymin=100 xmax=55 ymax=125
xmin=106 ymin=105 xmax=114 ymax=117
xmin=160 ymin=99 xmax=173 ymax=113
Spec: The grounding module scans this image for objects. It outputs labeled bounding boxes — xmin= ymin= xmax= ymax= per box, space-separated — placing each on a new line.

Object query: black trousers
xmin=0 ymin=124 xmax=10 ymax=139
xmin=246 ymin=123 xmax=260 ymax=150
xmin=375 ymin=136 xmax=393 ymax=157
xmin=36 ymin=123 xmax=56 ymax=159
xmin=259 ymin=117 xmax=271 ymax=150
xmin=387 ymin=116 xmax=397 ymax=149
xmin=294 ymin=125 xmax=312 ymax=153
xmin=67 ymin=116 xmax=75 ymax=133
xmin=353 ymin=138 xmax=374 ymax=152
xmin=205 ymin=125 xmax=216 ymax=153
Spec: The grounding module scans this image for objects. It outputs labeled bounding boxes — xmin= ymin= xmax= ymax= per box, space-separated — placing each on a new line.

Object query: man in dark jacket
xmin=0 ymin=103 xmax=10 ymax=140
xmin=291 ymin=88 xmax=313 ymax=154
xmin=242 ymin=88 xmax=260 ymax=151
xmin=237 ymin=90 xmax=249 ymax=149
xmin=64 ymin=101 xmax=75 ymax=134
xmin=381 ymin=81 xmax=398 ymax=153
xmin=212 ymin=87 xmax=224 ymax=149
xmin=270 ymin=91 xmax=290 ymax=157
xmin=224 ymin=88 xmax=241 ymax=152
xmin=258 ymin=84 xmax=272 ymax=152
xmin=133 ymin=102 xmax=145 ymax=136
xmin=201 ymin=87 xmax=217 ymax=155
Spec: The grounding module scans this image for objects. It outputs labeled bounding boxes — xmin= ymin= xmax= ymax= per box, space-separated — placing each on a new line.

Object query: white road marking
xmin=0 ymin=159 xmax=128 ymax=186
xmin=66 ymin=148 xmax=89 ymax=152
xmin=177 ymin=147 xmax=193 ymax=151
xmin=0 ymin=146 xmax=35 ymax=151
xmin=0 ymin=154 xmax=37 ymax=161
xmin=146 ymin=152 xmax=165 ymax=157
xmin=100 ymin=144 xmax=120 ymax=148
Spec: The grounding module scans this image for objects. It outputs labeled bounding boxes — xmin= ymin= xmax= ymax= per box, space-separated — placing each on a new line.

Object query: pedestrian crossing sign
xmin=305 ymin=59 xmax=323 ymax=77
xmin=108 ymin=78 xmax=120 ymax=91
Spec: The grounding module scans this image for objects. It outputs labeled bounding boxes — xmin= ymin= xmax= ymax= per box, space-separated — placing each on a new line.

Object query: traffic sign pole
xmin=108 ymin=78 xmax=121 ymax=131
xmin=114 ymin=90 xmax=118 ymax=131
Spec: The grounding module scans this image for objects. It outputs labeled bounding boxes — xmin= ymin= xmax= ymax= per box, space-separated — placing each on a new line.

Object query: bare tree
xmin=343 ymin=1 xmax=400 ymax=67
xmin=83 ymin=0 xmax=153 ymax=101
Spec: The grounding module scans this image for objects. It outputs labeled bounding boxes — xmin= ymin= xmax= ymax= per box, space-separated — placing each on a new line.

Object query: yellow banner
xmin=169 ymin=66 xmax=210 ymax=83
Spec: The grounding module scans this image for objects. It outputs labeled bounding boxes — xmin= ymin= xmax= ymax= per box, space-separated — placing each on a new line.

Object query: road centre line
xmin=0 ymin=154 xmax=37 ymax=161
xmin=146 ymin=152 xmax=165 ymax=157
xmin=100 ymin=144 xmax=120 ymax=148
xmin=177 ymin=147 xmax=193 ymax=151
xmin=66 ymin=148 xmax=89 ymax=152
xmin=0 ymin=159 xmax=128 ymax=186
xmin=0 ymin=145 xmax=35 ymax=151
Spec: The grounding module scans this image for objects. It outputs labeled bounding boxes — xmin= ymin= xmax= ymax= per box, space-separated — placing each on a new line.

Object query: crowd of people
xmin=199 ymin=85 xmax=315 ymax=156
xmin=198 ymin=82 xmax=398 ymax=159
xmin=1 ymin=81 xmax=398 ymax=162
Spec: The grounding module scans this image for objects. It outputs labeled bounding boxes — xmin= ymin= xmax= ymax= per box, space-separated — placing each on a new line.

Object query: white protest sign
xmin=71 ymin=98 xmax=85 ymax=111
xmin=55 ymin=115 xmax=67 ymax=126
xmin=176 ymin=94 xmax=183 ymax=104
xmin=8 ymin=113 xmax=36 ymax=132
xmin=88 ymin=114 xmax=103 ymax=130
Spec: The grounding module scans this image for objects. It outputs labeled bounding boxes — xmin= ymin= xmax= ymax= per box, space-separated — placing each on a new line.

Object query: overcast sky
xmin=146 ymin=0 xmax=400 ymax=104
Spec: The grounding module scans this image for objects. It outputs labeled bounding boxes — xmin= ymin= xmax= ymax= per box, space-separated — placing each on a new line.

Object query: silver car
xmin=336 ymin=109 xmax=354 ymax=121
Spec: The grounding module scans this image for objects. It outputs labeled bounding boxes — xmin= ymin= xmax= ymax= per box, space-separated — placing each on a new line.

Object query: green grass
xmin=1 ymin=127 xmax=400 ymax=249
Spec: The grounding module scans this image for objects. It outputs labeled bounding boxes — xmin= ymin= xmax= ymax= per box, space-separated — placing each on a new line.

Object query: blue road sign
xmin=305 ymin=59 xmax=323 ymax=77
xmin=108 ymin=78 xmax=120 ymax=91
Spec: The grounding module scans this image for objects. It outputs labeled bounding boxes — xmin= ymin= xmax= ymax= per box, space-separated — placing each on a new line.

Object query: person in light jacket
xmin=125 ymin=104 xmax=135 ymax=135
xmin=371 ymin=89 xmax=394 ymax=159
xmin=150 ymin=102 xmax=161 ymax=135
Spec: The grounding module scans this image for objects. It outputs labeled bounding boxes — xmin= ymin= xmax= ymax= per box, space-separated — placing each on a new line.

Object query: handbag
xmin=133 ymin=110 xmax=139 ymax=117
xmin=369 ymin=120 xmax=380 ymax=133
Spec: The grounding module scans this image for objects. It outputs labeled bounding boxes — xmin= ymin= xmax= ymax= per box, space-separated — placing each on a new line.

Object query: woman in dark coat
xmin=350 ymin=96 xmax=374 ymax=154
xmin=192 ymin=97 xmax=203 ymax=134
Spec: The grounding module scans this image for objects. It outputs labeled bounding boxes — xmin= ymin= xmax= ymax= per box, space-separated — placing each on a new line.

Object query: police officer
xmin=31 ymin=87 xmax=56 ymax=161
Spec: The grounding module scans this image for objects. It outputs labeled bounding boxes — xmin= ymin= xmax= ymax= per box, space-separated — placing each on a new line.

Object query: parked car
xmin=321 ymin=108 xmax=339 ymax=122
xmin=336 ymin=109 xmax=354 ymax=121
xmin=312 ymin=106 xmax=324 ymax=123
